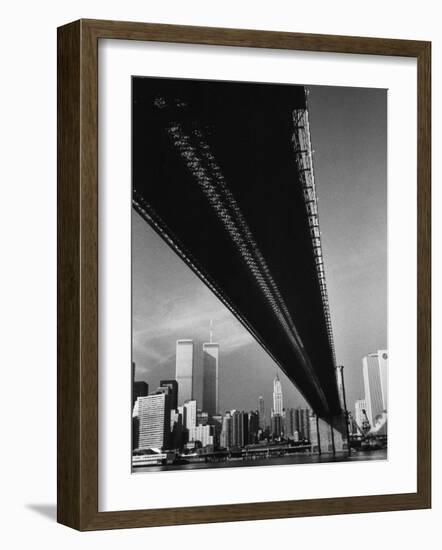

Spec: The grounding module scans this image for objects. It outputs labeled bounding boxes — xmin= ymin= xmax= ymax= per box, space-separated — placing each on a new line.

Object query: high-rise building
xmin=132 ymin=416 xmax=140 ymax=450
xmin=271 ymin=414 xmax=283 ymax=439
xmin=295 ymin=408 xmax=311 ymax=440
xmin=248 ymin=411 xmax=260 ymax=444
xmin=228 ymin=410 xmax=248 ymax=448
xmin=285 ymin=408 xmax=297 ymax=439
xmin=170 ymin=409 xmax=185 ymax=449
xmin=220 ymin=412 xmax=233 ymax=449
xmin=231 ymin=410 xmax=243 ymax=448
xmin=189 ymin=424 xmax=214 ymax=448
xmin=202 ymin=321 xmax=220 ymax=416
xmin=378 ymin=350 xmax=389 ymax=411
xmin=354 ymin=399 xmax=368 ymax=430
xmin=258 ymin=396 xmax=266 ymax=429
xmin=176 ymin=339 xmax=194 ymax=406
xmin=362 ymin=351 xmax=388 ymax=425
xmin=160 ymin=380 xmax=178 ymax=410
xmin=132 ymin=381 xmax=149 ymax=408
xmin=202 ymin=343 xmax=219 ymax=415
xmin=273 ymin=373 xmax=283 ymax=415
xmin=197 ymin=410 xmax=209 ymax=426
xmin=183 ymin=400 xmax=197 ymax=430
xmin=138 ymin=393 xmax=171 ymax=450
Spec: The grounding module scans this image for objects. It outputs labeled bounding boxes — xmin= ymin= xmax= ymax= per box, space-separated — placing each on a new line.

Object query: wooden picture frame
xmin=57 ymin=18 xmax=431 ymax=531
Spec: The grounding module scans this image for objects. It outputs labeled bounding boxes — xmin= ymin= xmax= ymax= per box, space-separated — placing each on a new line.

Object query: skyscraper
xmin=378 ymin=350 xmax=389 ymax=411
xmin=271 ymin=413 xmax=283 ymax=439
xmin=258 ymin=396 xmax=265 ymax=429
xmin=183 ymin=400 xmax=197 ymax=430
xmin=231 ymin=410 xmax=248 ymax=448
xmin=285 ymin=408 xmax=297 ymax=439
xmin=220 ymin=412 xmax=233 ymax=449
xmin=138 ymin=392 xmax=171 ymax=450
xmin=354 ymin=399 xmax=368 ymax=430
xmin=189 ymin=424 xmax=214 ymax=448
xmin=295 ymin=408 xmax=311 ymax=440
xmin=160 ymin=379 xmax=178 ymax=410
xmin=176 ymin=339 xmax=194 ymax=406
xmin=248 ymin=411 xmax=260 ymax=444
xmin=273 ymin=372 xmax=283 ymax=415
xmin=202 ymin=321 xmax=220 ymax=416
xmin=362 ymin=351 xmax=388 ymax=425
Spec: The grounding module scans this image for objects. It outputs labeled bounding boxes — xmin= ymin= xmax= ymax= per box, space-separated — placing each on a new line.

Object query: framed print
xmin=57 ymin=19 xmax=431 ymax=530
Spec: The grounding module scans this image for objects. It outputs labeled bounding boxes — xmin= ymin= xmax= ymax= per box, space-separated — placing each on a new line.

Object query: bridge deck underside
xmin=133 ymin=77 xmax=342 ymax=418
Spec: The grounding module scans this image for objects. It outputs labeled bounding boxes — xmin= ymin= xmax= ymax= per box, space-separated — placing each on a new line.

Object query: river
xmin=134 ymin=448 xmax=387 ymax=473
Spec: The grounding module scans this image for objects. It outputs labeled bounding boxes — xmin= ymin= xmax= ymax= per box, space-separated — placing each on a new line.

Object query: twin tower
xmin=175 ymin=322 xmax=220 ymax=416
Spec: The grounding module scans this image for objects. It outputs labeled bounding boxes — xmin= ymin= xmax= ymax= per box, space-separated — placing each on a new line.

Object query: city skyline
xmin=131 ymin=77 xmax=387 ymax=469
xmin=132 ymin=84 xmax=387 ymax=415
xmin=133 ymin=361 xmax=329 ymax=454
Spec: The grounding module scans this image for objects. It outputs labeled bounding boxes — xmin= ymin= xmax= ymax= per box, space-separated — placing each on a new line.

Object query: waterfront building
xmin=138 ymin=392 xmax=171 ymax=450
xmin=176 ymin=339 xmax=194 ymax=406
xmin=189 ymin=424 xmax=214 ymax=448
xmin=160 ymin=379 xmax=178 ymax=410
xmin=378 ymin=350 xmax=389 ymax=411
xmin=183 ymin=400 xmax=197 ymax=430
xmin=210 ymin=414 xmax=223 ymax=449
xmin=202 ymin=321 xmax=220 ymax=416
xmin=231 ymin=410 xmax=248 ymax=448
xmin=248 ymin=410 xmax=260 ymax=444
xmin=220 ymin=412 xmax=233 ymax=449
xmin=354 ymin=399 xmax=368 ymax=431
xmin=132 ymin=416 xmax=140 ymax=450
xmin=271 ymin=413 xmax=283 ymax=439
xmin=285 ymin=408 xmax=297 ymax=439
xmin=258 ymin=396 xmax=266 ymax=429
xmin=362 ymin=351 xmax=388 ymax=425
xmin=295 ymin=407 xmax=311 ymax=440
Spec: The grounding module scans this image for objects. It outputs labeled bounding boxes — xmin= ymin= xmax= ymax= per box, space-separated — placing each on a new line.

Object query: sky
xmin=132 ymin=83 xmax=387 ymax=419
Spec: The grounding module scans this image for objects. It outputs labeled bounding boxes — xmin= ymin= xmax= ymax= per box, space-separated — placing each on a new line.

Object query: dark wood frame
xmin=57 ymin=18 xmax=431 ymax=531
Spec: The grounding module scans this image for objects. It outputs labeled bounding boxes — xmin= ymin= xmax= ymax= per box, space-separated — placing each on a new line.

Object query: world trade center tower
xmin=175 ymin=339 xmax=194 ymax=407
xmin=202 ymin=321 xmax=219 ymax=416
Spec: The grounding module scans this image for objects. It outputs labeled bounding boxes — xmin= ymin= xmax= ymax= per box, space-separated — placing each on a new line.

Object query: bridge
xmin=133 ymin=76 xmax=343 ymax=423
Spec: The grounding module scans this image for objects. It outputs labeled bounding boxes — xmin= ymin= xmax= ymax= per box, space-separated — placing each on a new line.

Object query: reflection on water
xmin=133 ymin=448 xmax=387 ymax=474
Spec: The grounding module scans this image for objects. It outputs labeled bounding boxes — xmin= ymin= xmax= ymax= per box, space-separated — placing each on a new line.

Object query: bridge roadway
xmin=133 ymin=76 xmax=343 ymax=420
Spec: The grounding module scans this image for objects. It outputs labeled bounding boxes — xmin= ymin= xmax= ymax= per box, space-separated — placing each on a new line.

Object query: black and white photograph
xmin=131 ymin=76 xmax=388 ymax=472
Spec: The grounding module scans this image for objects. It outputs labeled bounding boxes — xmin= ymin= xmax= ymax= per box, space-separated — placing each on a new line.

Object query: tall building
xmin=378 ymin=350 xmax=389 ymax=411
xmin=176 ymin=339 xmax=194 ymax=406
xmin=202 ymin=323 xmax=220 ymax=416
xmin=132 ymin=416 xmax=140 ymax=450
xmin=220 ymin=412 xmax=233 ymax=449
xmin=258 ymin=396 xmax=266 ymax=429
xmin=285 ymin=408 xmax=297 ymax=439
xmin=138 ymin=393 xmax=171 ymax=450
xmin=229 ymin=410 xmax=248 ymax=448
xmin=189 ymin=424 xmax=214 ymax=448
xmin=132 ymin=380 xmax=149 ymax=407
xmin=354 ymin=399 xmax=368 ymax=430
xmin=248 ymin=411 xmax=260 ymax=444
xmin=271 ymin=413 xmax=283 ymax=439
xmin=170 ymin=408 xmax=185 ymax=449
xmin=273 ymin=373 xmax=283 ymax=415
xmin=160 ymin=379 xmax=178 ymax=410
xmin=295 ymin=408 xmax=311 ymax=440
xmin=183 ymin=400 xmax=197 ymax=430
xmin=362 ymin=351 xmax=388 ymax=425
xmin=197 ymin=410 xmax=209 ymax=426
